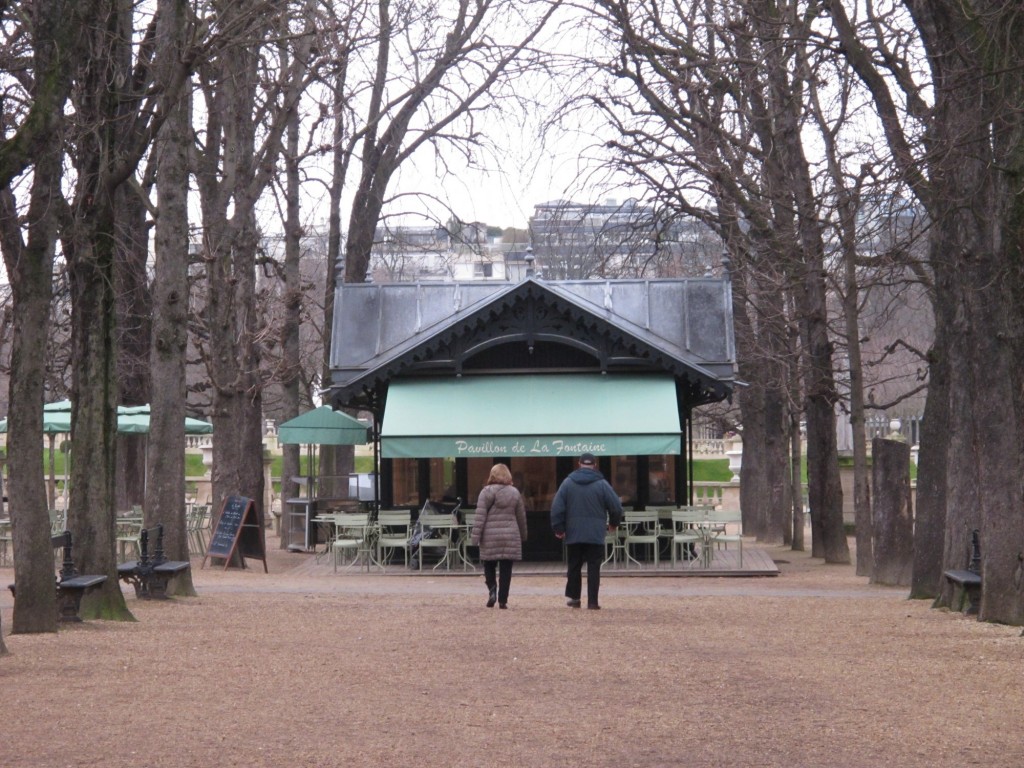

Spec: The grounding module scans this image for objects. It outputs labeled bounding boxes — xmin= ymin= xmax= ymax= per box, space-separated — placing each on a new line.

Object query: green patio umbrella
xmin=0 ymin=399 xmax=73 ymax=433
xmin=277 ymin=406 xmax=371 ymax=509
xmin=0 ymin=401 xmax=214 ymax=508
xmin=0 ymin=411 xmax=72 ymax=434
xmin=116 ymin=404 xmax=213 ymax=435
xmin=1 ymin=402 xmax=213 ymax=435
xmin=277 ymin=406 xmax=368 ymax=446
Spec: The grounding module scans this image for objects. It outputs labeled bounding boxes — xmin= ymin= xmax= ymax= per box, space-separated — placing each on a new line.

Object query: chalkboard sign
xmin=201 ymin=494 xmax=268 ymax=572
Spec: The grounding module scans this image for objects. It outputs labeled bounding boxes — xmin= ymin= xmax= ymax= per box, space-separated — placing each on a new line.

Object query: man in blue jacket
xmin=550 ymin=453 xmax=624 ymax=609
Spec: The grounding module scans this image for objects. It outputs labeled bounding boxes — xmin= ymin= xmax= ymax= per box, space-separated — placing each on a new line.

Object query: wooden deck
xmin=314 ymin=538 xmax=779 ymax=578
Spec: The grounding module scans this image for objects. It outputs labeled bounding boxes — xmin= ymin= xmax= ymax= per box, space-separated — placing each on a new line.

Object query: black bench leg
xmin=963 ymin=584 xmax=981 ymax=615
xmin=950 ymin=583 xmax=981 ymax=615
xmin=56 ymin=589 xmax=86 ymax=622
xmin=148 ymin=575 xmax=171 ymax=600
xmin=122 ymin=575 xmax=147 ymax=600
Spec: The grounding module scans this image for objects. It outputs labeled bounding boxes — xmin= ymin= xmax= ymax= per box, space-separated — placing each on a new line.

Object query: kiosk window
xmin=429 ymin=457 xmax=456 ymax=501
xmin=466 ymin=459 xmax=493 ymax=505
xmin=610 ymin=456 xmax=637 ymax=506
xmin=391 ymin=459 xmax=419 ymax=506
xmin=511 ymin=457 xmax=556 ymax=511
xmin=648 ymin=455 xmax=675 ymax=504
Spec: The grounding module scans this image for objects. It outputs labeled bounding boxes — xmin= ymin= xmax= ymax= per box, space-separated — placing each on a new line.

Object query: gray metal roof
xmin=328 ymin=276 xmax=736 ymax=401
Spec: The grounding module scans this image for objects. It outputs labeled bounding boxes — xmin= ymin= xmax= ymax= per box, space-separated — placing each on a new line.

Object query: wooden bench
xmin=8 ymin=530 xmax=108 ymax=622
xmin=117 ymin=523 xmax=191 ymax=600
xmin=944 ymin=529 xmax=982 ymax=615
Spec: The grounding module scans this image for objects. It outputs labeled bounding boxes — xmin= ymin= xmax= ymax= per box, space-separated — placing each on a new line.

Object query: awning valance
xmin=381 ymin=374 xmax=681 ymax=459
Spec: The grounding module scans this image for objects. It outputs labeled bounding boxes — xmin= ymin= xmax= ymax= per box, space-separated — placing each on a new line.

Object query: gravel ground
xmin=1 ymin=536 xmax=1022 ymax=768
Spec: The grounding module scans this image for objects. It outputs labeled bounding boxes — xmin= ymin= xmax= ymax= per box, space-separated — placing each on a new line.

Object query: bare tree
xmin=0 ymin=0 xmax=95 ymax=633
xmin=307 ymin=1 xmax=559 ymax=491
xmin=194 ymin=0 xmax=318 ymax=539
xmin=579 ymin=0 xmax=849 ymax=559
xmin=264 ymin=1 xmax=328 ymax=545
xmin=145 ymin=0 xmax=197 ymax=593
xmin=341 ymin=0 xmax=562 ymax=282
xmin=58 ymin=0 xmax=196 ymax=619
xmin=829 ymin=0 xmax=1024 ymax=623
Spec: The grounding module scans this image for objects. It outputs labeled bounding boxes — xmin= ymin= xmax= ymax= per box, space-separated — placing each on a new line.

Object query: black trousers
xmin=483 ymin=559 xmax=514 ymax=604
xmin=564 ymin=542 xmax=604 ymax=606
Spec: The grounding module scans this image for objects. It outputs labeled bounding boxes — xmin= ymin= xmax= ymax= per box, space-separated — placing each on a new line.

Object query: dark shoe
xmin=486 ymin=588 xmax=497 ymax=608
xmin=566 ymin=598 xmax=581 ymax=608
xmin=499 ymin=603 xmax=508 ymax=609
xmin=587 ymin=603 xmax=601 ymax=610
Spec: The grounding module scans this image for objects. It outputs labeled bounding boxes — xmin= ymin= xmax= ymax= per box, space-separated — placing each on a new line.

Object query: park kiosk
xmin=325 ymin=274 xmax=737 ymax=560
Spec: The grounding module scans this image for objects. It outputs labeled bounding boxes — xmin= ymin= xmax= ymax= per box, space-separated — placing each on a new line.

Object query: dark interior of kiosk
xmin=379 ymin=452 xmax=689 ymax=561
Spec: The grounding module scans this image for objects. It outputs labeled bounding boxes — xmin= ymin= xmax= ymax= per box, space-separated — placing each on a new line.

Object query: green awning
xmin=381 ymin=374 xmax=681 ymax=459
xmin=278 ymin=406 xmax=369 ymax=446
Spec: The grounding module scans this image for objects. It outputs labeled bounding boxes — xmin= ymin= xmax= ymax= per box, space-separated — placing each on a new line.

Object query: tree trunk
xmin=910 ymin=324 xmax=950 ymax=599
xmin=870 ymin=437 xmax=913 ymax=586
xmin=145 ymin=0 xmax=194 ymax=593
xmin=797 ymin=270 xmax=849 ymax=565
xmin=66 ymin=0 xmax=142 ymax=619
xmin=936 ymin=326 xmax=981 ymax=610
xmin=197 ymin=3 xmax=271 ymax=561
xmin=67 ymin=204 xmax=129 ymax=619
xmin=737 ymin=383 xmax=767 ymax=539
xmin=788 ymin=296 xmax=805 ymax=552
xmin=915 ymin=2 xmax=1023 ymax=623
xmin=113 ymin=179 xmax=152 ymax=511
xmin=730 ymin=261 xmax=767 ymax=539
xmin=727 ymin=242 xmax=791 ymax=544
xmin=279 ymin=28 xmax=305 ymax=549
xmin=789 ymin=400 xmax=805 ymax=551
xmin=1 ymin=179 xmax=60 ymax=633
xmin=760 ymin=287 xmax=792 ymax=545
xmin=841 ymin=226 xmax=873 ymax=577
xmin=204 ymin=210 xmax=266 ymax=556
xmin=206 ymin=226 xmax=266 ymax=560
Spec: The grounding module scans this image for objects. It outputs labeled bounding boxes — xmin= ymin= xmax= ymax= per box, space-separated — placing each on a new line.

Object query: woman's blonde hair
xmin=487 ymin=462 xmax=513 ymax=486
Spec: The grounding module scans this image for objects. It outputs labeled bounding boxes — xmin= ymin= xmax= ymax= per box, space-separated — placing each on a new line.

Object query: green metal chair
xmin=330 ymin=512 xmax=372 ymax=572
xmin=417 ymin=512 xmax=458 ymax=571
xmin=670 ymin=508 xmax=705 ymax=567
xmin=622 ymin=510 xmax=660 ymax=568
xmin=376 ymin=510 xmax=412 ymax=567
xmin=706 ymin=509 xmax=743 ymax=567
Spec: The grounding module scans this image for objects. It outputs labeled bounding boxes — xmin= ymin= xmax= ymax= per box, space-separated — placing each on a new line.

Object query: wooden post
xmin=871 ymin=437 xmax=913 ymax=585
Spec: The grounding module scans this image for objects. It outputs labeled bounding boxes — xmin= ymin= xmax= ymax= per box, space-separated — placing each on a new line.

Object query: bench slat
xmin=153 ymin=561 xmax=190 ymax=574
xmin=60 ymin=575 xmax=108 ymax=589
xmin=944 ymin=569 xmax=981 ymax=586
